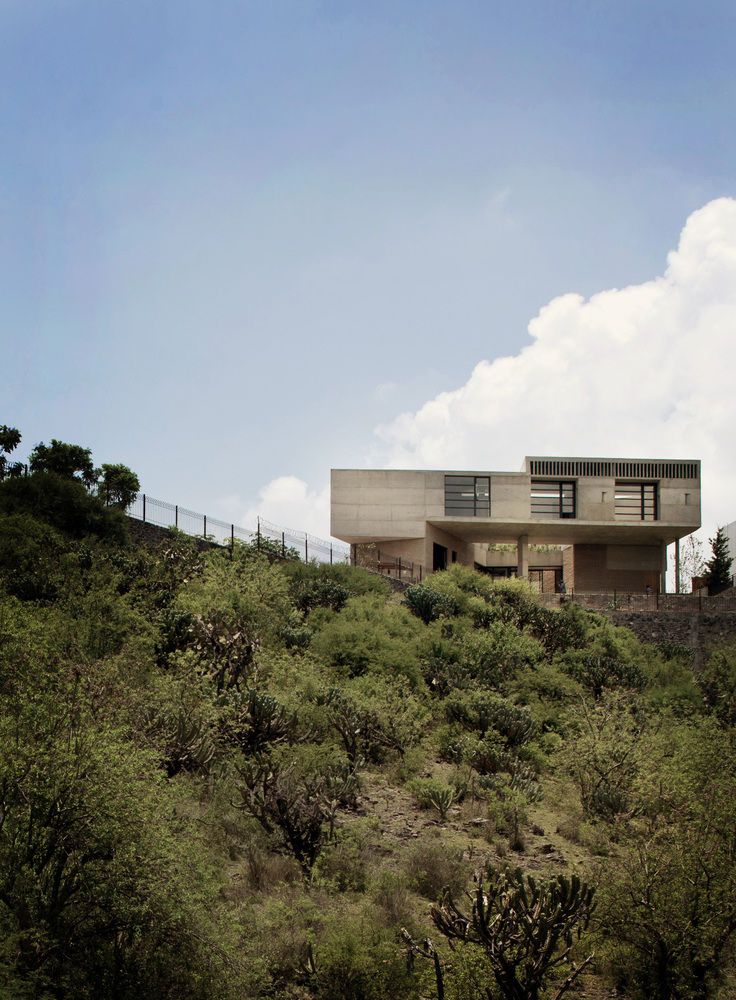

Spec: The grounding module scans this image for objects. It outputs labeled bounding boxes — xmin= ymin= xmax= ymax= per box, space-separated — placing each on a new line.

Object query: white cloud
xmin=251 ymin=198 xmax=736 ymax=543
xmin=376 ymin=197 xmax=736 ymax=535
xmin=241 ymin=475 xmax=332 ymax=541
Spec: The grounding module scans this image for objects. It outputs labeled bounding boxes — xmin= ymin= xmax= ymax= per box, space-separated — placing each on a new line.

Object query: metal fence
xmin=126 ymin=493 xmax=350 ymax=565
xmin=536 ymin=590 xmax=736 ymax=612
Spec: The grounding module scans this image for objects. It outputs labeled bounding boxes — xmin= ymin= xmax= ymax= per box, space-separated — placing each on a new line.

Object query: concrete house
xmin=331 ymin=457 xmax=701 ymax=593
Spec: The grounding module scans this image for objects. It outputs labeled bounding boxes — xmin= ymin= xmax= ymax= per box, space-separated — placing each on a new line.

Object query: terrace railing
xmin=351 ymin=545 xmax=425 ymax=585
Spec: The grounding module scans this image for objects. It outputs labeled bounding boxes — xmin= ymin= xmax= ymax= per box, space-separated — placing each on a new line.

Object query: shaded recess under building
xmin=330 ymin=457 xmax=701 ymax=593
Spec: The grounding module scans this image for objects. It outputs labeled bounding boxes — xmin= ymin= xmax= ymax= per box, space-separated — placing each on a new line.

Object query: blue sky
xmin=3 ymin=0 xmax=735 ymax=534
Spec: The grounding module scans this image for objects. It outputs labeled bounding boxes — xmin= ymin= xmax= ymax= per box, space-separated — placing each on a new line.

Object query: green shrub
xmin=308 ymin=908 xmax=419 ymax=1000
xmin=0 ymin=513 xmax=68 ymax=601
xmin=404 ymin=832 xmax=469 ymax=900
xmin=404 ymin=584 xmax=460 ymax=624
xmin=506 ymin=661 xmax=585 ymax=733
xmin=698 ymin=644 xmax=736 ymax=726
xmin=313 ymin=822 xmax=374 ymax=892
xmin=462 ymin=622 xmax=543 ymax=687
xmin=311 ymin=594 xmax=424 ymax=684
xmin=369 ymin=869 xmax=415 ymax=928
xmin=407 ymin=777 xmax=457 ymax=819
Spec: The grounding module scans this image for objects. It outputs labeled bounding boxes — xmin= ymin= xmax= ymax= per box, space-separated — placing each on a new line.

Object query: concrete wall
xmin=331 ymin=469 xmax=430 ymax=541
xmin=572 ymin=543 xmax=662 ymax=593
xmin=424 ymin=522 xmax=473 ymax=569
xmin=331 ymin=462 xmax=701 ymax=587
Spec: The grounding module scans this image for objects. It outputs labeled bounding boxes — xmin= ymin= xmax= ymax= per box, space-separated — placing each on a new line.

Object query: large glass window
xmin=615 ymin=482 xmax=658 ymax=521
xmin=530 ymin=480 xmax=576 ymax=519
xmin=444 ymin=475 xmax=490 ymax=516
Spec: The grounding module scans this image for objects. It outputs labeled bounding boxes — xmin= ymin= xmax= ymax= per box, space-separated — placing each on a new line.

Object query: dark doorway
xmin=433 ymin=543 xmax=448 ymax=572
xmin=528 ymin=568 xmax=563 ymax=593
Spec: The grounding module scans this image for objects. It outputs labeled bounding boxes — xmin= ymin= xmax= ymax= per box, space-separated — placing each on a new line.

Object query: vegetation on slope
xmin=1 ymin=437 xmax=736 ymax=999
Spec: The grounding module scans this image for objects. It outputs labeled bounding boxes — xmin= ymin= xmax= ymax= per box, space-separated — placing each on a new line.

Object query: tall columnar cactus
xmin=431 ymin=866 xmax=595 ymax=1000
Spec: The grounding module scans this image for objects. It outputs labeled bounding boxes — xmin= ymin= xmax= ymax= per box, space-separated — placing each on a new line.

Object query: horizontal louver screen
xmin=528 ymin=459 xmax=698 ymax=480
xmin=444 ymin=476 xmax=490 ymax=516
xmin=531 ymin=480 xmax=576 ymax=519
xmin=615 ymin=482 xmax=658 ymax=521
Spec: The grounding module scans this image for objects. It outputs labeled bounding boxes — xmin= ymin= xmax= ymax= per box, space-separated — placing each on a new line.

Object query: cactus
xmin=237 ymin=755 xmax=359 ymax=872
xmin=163 ymin=709 xmax=216 ymax=777
xmin=404 ymin=585 xmax=459 ymax=624
xmin=401 ymin=930 xmax=445 ymax=1000
xmin=568 ymin=653 xmax=644 ymax=699
xmin=222 ymin=688 xmax=298 ymax=753
xmin=445 ymin=692 xmax=536 ymax=747
xmin=431 ymin=866 xmax=595 ymax=1000
xmin=323 ymin=689 xmax=384 ymax=766
xmin=189 ymin=609 xmax=260 ymax=692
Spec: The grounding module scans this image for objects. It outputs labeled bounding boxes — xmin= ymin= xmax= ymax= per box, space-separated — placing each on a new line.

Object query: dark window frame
xmin=614 ymin=481 xmax=658 ymax=521
xmin=444 ymin=475 xmax=491 ymax=517
xmin=530 ymin=479 xmax=577 ymax=519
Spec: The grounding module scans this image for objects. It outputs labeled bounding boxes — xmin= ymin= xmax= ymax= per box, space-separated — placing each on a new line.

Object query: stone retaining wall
xmin=603 ymin=610 xmax=736 ymax=666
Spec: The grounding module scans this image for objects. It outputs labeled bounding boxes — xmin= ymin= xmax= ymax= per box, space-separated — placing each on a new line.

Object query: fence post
xmin=175 ymin=504 xmax=178 ymax=528
xmin=305 ymin=537 xmax=308 ymax=563
xmin=142 ymin=494 xmax=146 ymax=523
xmin=330 ymin=544 xmax=333 ymax=565
xmin=419 ymin=565 xmax=422 ymax=583
xmin=257 ymin=517 xmax=261 ymax=551
xmin=282 ymin=532 xmax=286 ymax=559
xmin=203 ymin=514 xmax=207 ymax=538
xmin=231 ymin=523 xmax=234 ymax=555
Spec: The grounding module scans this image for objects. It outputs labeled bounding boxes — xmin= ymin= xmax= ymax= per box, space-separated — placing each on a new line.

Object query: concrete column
xmin=675 ymin=538 xmax=681 ymax=594
xmin=661 ymin=541 xmax=668 ymax=595
xmin=517 ymin=534 xmax=529 ymax=579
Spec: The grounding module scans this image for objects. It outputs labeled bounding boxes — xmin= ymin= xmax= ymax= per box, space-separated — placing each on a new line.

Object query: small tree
xmin=0 ymin=425 xmax=23 ymax=480
xmin=703 ymin=527 xmax=733 ymax=595
xmin=29 ymin=438 xmax=97 ymax=488
xmin=670 ymin=533 xmax=704 ymax=593
xmin=98 ymin=462 xmax=140 ymax=507
xmin=431 ymin=866 xmax=595 ymax=1000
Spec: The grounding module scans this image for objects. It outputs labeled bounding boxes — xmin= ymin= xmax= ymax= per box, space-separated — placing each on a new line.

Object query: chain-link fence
xmin=126 ymin=493 xmax=350 ymax=565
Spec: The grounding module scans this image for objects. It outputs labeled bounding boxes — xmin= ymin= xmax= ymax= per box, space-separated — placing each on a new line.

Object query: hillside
xmin=1 ymin=467 xmax=736 ymax=1000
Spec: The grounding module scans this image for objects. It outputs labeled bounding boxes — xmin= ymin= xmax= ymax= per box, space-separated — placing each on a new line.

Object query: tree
xmin=703 ymin=527 xmax=733 ymax=595
xmin=431 ymin=866 xmax=596 ymax=1000
xmin=669 ymin=533 xmax=704 ymax=593
xmin=0 ymin=425 xmax=23 ymax=480
xmin=0 ymin=472 xmax=128 ymax=541
xmin=29 ymin=438 xmax=97 ymax=488
xmin=598 ymin=720 xmax=736 ymax=1000
xmin=0 ymin=687 xmax=239 ymax=999
xmin=98 ymin=462 xmax=140 ymax=508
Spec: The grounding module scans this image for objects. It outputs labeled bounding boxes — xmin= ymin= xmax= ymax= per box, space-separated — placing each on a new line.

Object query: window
xmin=615 ymin=482 xmax=658 ymax=521
xmin=444 ymin=476 xmax=490 ymax=516
xmin=530 ymin=480 xmax=576 ymax=519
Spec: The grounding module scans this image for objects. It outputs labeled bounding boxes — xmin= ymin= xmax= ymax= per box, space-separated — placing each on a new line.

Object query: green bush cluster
xmin=3 ymin=439 xmax=736 ymax=1000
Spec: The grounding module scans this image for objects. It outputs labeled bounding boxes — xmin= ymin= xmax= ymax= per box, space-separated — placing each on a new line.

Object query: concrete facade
xmin=331 ymin=457 xmax=701 ymax=593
